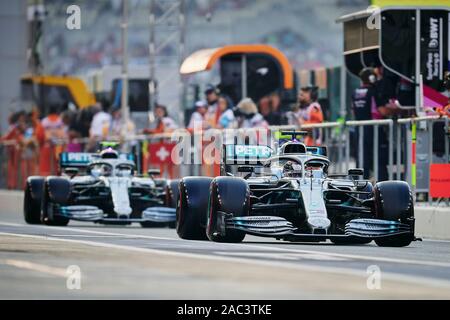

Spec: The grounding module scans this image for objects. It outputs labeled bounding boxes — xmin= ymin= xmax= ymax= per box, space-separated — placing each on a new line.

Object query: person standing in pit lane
xmin=351 ymin=68 xmax=378 ymax=180
xmin=188 ymin=100 xmax=210 ymax=131
xmin=40 ymin=104 xmax=66 ymax=176
xmin=351 ymin=67 xmax=401 ymax=181
xmin=216 ymin=94 xmax=235 ymax=129
xmin=296 ymin=86 xmax=324 ymax=146
xmin=268 ymin=91 xmax=285 ymax=125
xmin=1 ymin=111 xmax=25 ymax=189
xmin=204 ymin=84 xmax=220 ymax=128
xmin=234 ymin=98 xmax=268 ymax=129
xmin=87 ymin=102 xmax=112 ymax=152
xmin=143 ymin=104 xmax=178 ymax=134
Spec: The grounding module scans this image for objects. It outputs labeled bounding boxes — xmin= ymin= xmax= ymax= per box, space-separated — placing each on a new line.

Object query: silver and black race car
xmin=175 ymin=132 xmax=417 ymax=247
xmin=24 ymin=145 xmax=179 ymax=227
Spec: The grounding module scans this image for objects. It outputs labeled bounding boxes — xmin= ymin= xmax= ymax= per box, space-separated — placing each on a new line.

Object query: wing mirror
xmin=348 ymin=168 xmax=364 ymax=177
xmin=64 ymin=167 xmax=79 ymax=178
xmin=237 ymin=166 xmax=254 ymax=173
xmin=147 ymin=168 xmax=161 ymax=177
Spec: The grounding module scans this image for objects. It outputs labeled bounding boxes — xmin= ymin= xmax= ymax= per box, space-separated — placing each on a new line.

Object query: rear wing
xmin=223 ymin=144 xmax=272 ymax=165
xmin=59 ymin=152 xmax=136 ymax=169
xmin=277 ymin=130 xmax=308 ymax=140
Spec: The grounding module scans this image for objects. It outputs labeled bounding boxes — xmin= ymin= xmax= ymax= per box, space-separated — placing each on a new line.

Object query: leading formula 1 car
xmin=24 ymin=143 xmax=180 ymax=227
xmin=175 ymin=131 xmax=417 ymax=247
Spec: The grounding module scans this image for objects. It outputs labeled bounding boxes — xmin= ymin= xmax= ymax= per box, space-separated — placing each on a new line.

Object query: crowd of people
xmin=0 ymin=84 xmax=325 ymax=188
xmin=0 ymin=101 xmax=134 ymax=188
xmin=186 ymin=84 xmax=324 ymax=137
xmin=3 ymin=71 xmax=449 ymax=188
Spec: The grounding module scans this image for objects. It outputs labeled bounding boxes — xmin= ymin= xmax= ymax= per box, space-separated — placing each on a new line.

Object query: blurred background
xmin=0 ymin=0 xmax=369 ymax=132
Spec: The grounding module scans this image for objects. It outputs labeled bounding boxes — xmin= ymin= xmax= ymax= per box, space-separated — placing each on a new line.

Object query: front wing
xmin=214 ymin=213 xmax=415 ymax=242
xmin=59 ymin=205 xmax=176 ymax=223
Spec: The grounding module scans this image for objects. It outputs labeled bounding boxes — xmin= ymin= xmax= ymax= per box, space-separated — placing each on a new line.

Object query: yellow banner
xmin=372 ymin=0 xmax=450 ymax=6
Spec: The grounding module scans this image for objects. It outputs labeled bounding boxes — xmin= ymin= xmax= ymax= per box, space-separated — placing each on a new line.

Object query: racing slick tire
xmin=373 ymin=181 xmax=414 ymax=247
xmin=41 ymin=177 xmax=70 ymax=226
xmin=24 ymin=176 xmax=44 ymax=224
xmin=165 ymin=179 xmax=180 ymax=228
xmin=206 ymin=177 xmax=250 ymax=243
xmin=176 ymin=177 xmax=212 ymax=240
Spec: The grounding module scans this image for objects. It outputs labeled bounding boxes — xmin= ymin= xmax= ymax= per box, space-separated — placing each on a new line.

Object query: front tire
xmin=41 ymin=180 xmax=70 ymax=226
xmin=23 ymin=179 xmax=43 ymax=224
xmin=176 ymin=177 xmax=212 ymax=240
xmin=373 ymin=181 xmax=414 ymax=247
xmin=206 ymin=177 xmax=249 ymax=243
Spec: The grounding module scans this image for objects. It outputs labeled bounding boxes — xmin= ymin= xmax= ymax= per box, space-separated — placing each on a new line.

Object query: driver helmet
xmin=283 ymin=161 xmax=302 ymax=177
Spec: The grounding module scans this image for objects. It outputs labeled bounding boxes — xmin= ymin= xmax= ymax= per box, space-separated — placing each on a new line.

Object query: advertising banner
xmin=421 ymin=10 xmax=449 ymax=108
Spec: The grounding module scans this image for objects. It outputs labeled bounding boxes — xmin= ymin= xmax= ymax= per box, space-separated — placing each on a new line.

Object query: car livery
xmin=23 ymin=145 xmax=179 ymax=227
xmin=175 ymin=131 xmax=417 ymax=247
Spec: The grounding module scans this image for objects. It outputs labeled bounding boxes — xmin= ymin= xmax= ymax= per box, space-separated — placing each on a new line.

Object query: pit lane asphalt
xmin=1 ymin=209 xmax=450 ymax=299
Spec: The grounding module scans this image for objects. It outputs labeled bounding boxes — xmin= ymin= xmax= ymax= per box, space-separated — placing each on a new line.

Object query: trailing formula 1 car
xmin=24 ymin=143 xmax=178 ymax=227
xmin=176 ymin=131 xmax=417 ymax=247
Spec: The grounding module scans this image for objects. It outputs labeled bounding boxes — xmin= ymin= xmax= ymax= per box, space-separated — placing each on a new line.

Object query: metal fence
xmin=1 ymin=116 xmax=449 ymax=203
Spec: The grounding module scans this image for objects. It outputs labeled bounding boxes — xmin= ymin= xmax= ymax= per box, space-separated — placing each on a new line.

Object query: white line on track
xmin=0 ymin=221 xmax=178 ymax=241
xmin=1 ymin=230 xmax=450 ymax=290
xmin=214 ymin=251 xmax=349 ymax=261
xmin=238 ymin=242 xmax=450 ymax=268
xmin=0 ymin=259 xmax=67 ymax=278
xmin=421 ymin=238 xmax=450 ymax=243
xmin=1 ymin=221 xmax=450 ymax=268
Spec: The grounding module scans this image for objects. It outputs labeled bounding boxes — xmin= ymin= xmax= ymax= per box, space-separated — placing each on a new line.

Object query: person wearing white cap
xmin=188 ymin=100 xmax=209 ymax=130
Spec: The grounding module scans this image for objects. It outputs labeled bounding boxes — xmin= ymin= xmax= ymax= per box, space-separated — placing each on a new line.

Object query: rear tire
xmin=23 ymin=179 xmax=43 ymax=224
xmin=206 ymin=177 xmax=249 ymax=243
xmin=373 ymin=181 xmax=414 ymax=247
xmin=176 ymin=177 xmax=212 ymax=240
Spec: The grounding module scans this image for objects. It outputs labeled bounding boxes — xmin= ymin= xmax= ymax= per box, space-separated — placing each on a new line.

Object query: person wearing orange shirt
xmin=204 ymin=84 xmax=220 ymax=128
xmin=19 ymin=110 xmax=42 ymax=186
xmin=297 ymin=86 xmax=324 ymax=146
xmin=1 ymin=111 xmax=25 ymax=189
xmin=143 ymin=104 xmax=178 ymax=135
xmin=39 ymin=104 xmax=66 ymax=176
